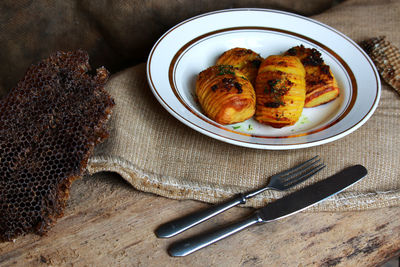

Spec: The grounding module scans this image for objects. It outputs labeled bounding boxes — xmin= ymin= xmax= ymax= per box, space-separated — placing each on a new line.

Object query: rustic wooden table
xmin=0 ymin=172 xmax=399 ymax=266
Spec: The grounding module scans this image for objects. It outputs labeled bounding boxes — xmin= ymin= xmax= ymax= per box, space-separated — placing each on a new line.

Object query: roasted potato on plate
xmin=285 ymin=45 xmax=340 ymax=107
xmin=196 ymin=65 xmax=256 ymax=125
xmin=255 ymin=55 xmax=306 ymax=128
xmin=216 ymin=48 xmax=263 ymax=85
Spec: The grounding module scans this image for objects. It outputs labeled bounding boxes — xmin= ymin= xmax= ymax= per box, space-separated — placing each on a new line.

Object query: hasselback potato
xmin=285 ymin=45 xmax=340 ymax=107
xmin=255 ymin=55 xmax=306 ymax=128
xmin=216 ymin=48 xmax=263 ymax=86
xmin=196 ymin=65 xmax=256 ymax=125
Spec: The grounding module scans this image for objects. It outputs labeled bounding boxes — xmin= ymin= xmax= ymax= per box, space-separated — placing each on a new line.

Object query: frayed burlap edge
xmin=87 ymin=155 xmax=400 ymax=212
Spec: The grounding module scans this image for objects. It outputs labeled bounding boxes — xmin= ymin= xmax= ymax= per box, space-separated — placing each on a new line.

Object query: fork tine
xmin=282 ymin=164 xmax=326 ymax=188
xmin=281 ymin=159 xmax=323 ymax=182
xmin=277 ymin=156 xmax=320 ymax=177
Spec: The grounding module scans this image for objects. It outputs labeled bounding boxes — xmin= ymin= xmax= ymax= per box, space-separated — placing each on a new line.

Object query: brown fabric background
xmin=0 ymin=0 xmax=337 ymax=96
xmin=1 ymin=0 xmax=400 ymax=211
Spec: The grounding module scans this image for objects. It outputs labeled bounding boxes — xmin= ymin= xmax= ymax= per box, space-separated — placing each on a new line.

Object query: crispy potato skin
xmin=196 ymin=65 xmax=256 ymax=125
xmin=216 ymin=48 xmax=263 ymax=86
xmin=285 ymin=45 xmax=340 ymax=107
xmin=255 ymin=55 xmax=306 ymax=128
xmin=304 ymin=69 xmax=340 ymax=107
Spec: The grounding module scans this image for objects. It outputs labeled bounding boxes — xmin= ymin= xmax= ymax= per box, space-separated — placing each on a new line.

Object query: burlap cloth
xmin=85 ymin=0 xmax=400 ymax=212
xmin=1 ymin=0 xmax=398 ymax=212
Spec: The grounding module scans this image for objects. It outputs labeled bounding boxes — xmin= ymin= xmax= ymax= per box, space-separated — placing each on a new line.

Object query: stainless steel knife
xmin=168 ymin=165 xmax=368 ymax=257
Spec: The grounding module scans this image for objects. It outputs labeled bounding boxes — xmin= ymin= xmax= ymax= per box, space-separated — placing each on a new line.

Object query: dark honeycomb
xmin=0 ymin=50 xmax=115 ymax=241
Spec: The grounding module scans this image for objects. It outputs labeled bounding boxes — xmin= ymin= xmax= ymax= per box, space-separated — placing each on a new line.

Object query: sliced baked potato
xmin=284 ymin=45 xmax=340 ymax=107
xmin=255 ymin=55 xmax=306 ymax=128
xmin=216 ymin=47 xmax=263 ymax=86
xmin=196 ymin=65 xmax=256 ymax=125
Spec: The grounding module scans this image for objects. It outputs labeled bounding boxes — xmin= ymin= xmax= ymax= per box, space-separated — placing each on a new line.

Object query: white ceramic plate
xmin=147 ymin=9 xmax=380 ymax=150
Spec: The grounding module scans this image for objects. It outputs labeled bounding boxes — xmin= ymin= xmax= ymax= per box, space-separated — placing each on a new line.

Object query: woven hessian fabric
xmin=88 ymin=0 xmax=400 ymax=211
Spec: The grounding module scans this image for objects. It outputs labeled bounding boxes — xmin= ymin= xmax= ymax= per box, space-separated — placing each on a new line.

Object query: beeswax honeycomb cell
xmin=0 ymin=50 xmax=114 ymax=241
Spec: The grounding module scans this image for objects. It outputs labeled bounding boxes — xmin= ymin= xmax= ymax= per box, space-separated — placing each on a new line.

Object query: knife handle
xmin=168 ymin=212 xmax=263 ymax=257
xmin=155 ymin=194 xmax=246 ymax=238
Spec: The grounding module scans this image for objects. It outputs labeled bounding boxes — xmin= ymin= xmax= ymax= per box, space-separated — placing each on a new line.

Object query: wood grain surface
xmin=0 ymin=172 xmax=399 ymax=266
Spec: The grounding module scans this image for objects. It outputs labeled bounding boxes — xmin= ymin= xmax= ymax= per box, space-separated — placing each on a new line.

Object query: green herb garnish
xmin=264 ymin=78 xmax=293 ymax=107
xmin=217 ymin=65 xmax=235 ymax=75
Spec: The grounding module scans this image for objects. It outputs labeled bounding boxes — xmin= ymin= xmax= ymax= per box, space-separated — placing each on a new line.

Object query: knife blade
xmin=168 ymin=165 xmax=367 ymax=257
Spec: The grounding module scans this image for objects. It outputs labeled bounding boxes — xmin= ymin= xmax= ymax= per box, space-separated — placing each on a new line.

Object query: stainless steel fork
xmin=155 ymin=156 xmax=325 ymax=238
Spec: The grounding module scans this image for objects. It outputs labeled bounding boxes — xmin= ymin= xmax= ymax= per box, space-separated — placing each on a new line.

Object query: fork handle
xmin=168 ymin=212 xmax=263 ymax=256
xmin=155 ymin=194 xmax=246 ymax=238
